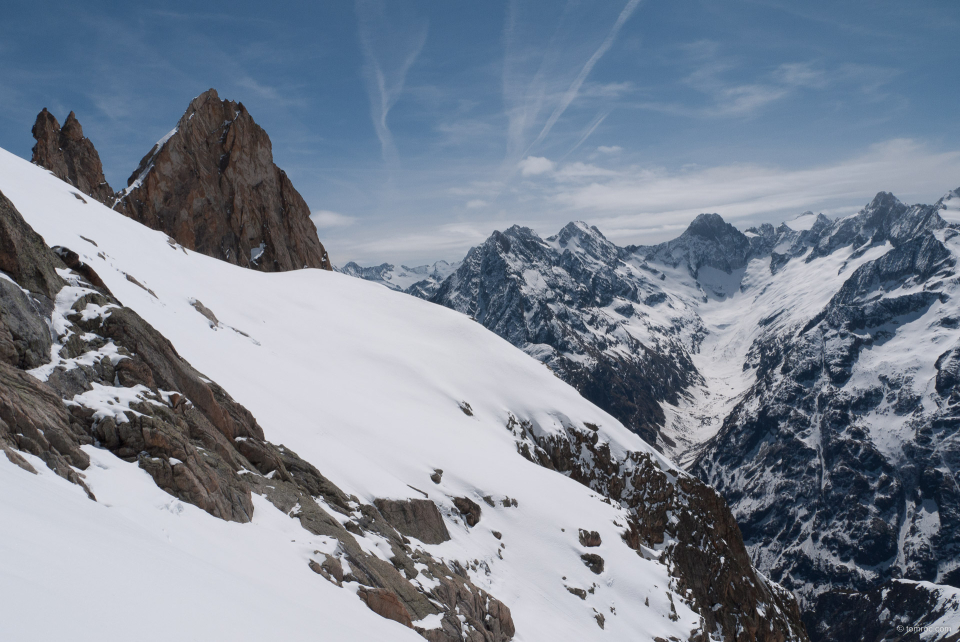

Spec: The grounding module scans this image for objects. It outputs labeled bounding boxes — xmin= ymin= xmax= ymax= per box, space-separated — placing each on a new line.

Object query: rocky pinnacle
xmin=114 ymin=89 xmax=331 ymax=272
xmin=30 ymin=109 xmax=115 ymax=206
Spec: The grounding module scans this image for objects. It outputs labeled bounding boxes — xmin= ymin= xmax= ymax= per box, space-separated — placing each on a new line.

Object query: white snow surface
xmin=938 ymin=189 xmax=960 ymax=223
xmin=783 ymin=212 xmax=818 ymax=231
xmin=0 ymin=147 xmax=694 ymax=641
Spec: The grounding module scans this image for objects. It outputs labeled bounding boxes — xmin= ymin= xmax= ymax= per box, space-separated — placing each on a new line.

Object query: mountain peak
xmin=683 ymin=213 xmax=738 ymax=240
xmin=115 ymin=89 xmax=330 ymax=272
xmin=554 ymin=220 xmax=604 ymax=242
xmin=30 ymin=108 xmax=114 ymax=206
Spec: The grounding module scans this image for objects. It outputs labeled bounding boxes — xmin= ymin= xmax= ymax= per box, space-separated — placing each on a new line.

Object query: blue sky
xmin=1 ymin=1 xmax=958 ymax=265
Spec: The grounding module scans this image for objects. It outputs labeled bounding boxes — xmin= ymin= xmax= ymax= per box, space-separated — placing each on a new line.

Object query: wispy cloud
xmin=311 ymin=210 xmax=357 ymax=229
xmin=636 ymin=43 xmax=901 ymax=119
xmin=527 ymin=0 xmax=641 ymax=151
xmin=323 ymin=139 xmax=960 ymax=265
xmin=563 ymin=108 xmax=612 ymax=158
xmin=356 ymin=0 xmax=428 ymax=165
xmin=542 ymin=139 xmax=960 ymax=241
xmin=501 ymin=1 xmax=640 ymax=167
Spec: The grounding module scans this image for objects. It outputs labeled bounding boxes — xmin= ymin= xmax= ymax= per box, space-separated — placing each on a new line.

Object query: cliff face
xmin=30 ymin=109 xmax=115 ymax=206
xmin=114 ymin=89 xmax=331 ymax=272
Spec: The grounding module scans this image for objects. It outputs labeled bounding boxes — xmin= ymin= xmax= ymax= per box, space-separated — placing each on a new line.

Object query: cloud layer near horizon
xmin=321 ymin=138 xmax=960 ymax=265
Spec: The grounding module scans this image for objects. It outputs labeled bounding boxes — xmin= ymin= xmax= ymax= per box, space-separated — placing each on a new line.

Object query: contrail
xmin=563 ymin=108 xmax=612 ymax=159
xmin=526 ymin=0 xmax=641 ymax=154
xmin=356 ymin=0 xmax=428 ymax=165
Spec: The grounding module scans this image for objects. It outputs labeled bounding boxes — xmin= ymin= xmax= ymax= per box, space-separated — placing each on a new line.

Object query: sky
xmin=1 ymin=0 xmax=958 ymax=266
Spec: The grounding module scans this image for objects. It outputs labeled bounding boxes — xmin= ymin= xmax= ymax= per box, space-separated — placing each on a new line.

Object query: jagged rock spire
xmin=114 ymin=88 xmax=332 ymax=272
xmin=30 ymin=109 xmax=115 ymax=206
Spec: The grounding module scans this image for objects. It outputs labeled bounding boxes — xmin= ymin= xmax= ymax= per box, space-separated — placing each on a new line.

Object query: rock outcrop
xmin=0 ymin=187 xmax=513 ymax=642
xmin=505 ymin=414 xmax=808 ymax=641
xmin=30 ymin=109 xmax=115 ymax=206
xmin=114 ymin=89 xmax=331 ymax=272
xmin=374 ymin=498 xmax=451 ymax=544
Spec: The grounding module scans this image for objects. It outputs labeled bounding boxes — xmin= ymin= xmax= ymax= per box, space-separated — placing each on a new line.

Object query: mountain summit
xmin=30 ymin=90 xmax=332 ymax=273
xmin=115 ymin=89 xmax=331 ymax=272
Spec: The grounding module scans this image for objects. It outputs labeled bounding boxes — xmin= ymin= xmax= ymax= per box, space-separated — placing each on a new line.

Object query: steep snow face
xmin=0 ymin=147 xmax=779 ymax=642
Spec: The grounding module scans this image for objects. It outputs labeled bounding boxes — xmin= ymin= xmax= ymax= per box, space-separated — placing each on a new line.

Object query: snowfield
xmin=0 ymin=147 xmax=700 ymax=641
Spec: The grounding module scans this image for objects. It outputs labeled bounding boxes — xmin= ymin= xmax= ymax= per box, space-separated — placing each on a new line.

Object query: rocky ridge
xmin=505 ymin=413 xmax=807 ymax=641
xmin=692 ymin=192 xmax=960 ymax=630
xmin=30 ymin=91 xmax=331 ymax=273
xmin=0 ymin=187 xmax=512 ymax=642
xmin=428 ymin=222 xmax=701 ymax=447
xmin=30 ymin=109 xmax=115 ymax=206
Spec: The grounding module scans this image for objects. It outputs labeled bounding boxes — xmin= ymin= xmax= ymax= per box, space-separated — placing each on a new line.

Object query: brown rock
xmin=453 ymin=496 xmax=482 ymax=527
xmin=580 ymin=553 xmax=604 ymax=575
xmin=31 ymin=109 xmax=115 ymax=206
xmin=190 ymin=299 xmax=219 ymax=326
xmin=308 ymin=554 xmax=343 ymax=586
xmin=374 ymin=498 xmax=451 ymax=544
xmin=0 ymin=360 xmax=94 ymax=499
xmin=0 ymin=189 xmax=65 ymax=299
xmin=358 ymin=587 xmax=413 ymax=628
xmin=115 ymin=89 xmax=332 ymax=273
xmin=566 ymin=586 xmax=586 ymax=600
xmin=593 ymin=611 xmax=605 ymax=630
xmin=578 ymin=529 xmax=602 ymax=547
xmin=51 ymin=246 xmax=113 ymax=295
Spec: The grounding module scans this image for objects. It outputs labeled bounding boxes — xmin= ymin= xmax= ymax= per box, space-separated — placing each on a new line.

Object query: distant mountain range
xmin=345 ymin=186 xmax=960 ymax=640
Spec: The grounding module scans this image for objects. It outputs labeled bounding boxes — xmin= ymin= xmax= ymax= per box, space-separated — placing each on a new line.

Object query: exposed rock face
xmin=578 ymin=529 xmax=601 ymax=547
xmin=505 ymin=414 xmax=808 ymax=641
xmin=691 ymin=193 xmax=960 ymax=619
xmin=808 ymin=580 xmax=960 ymax=642
xmin=30 ymin=109 xmax=115 ymax=205
xmin=358 ymin=588 xmax=414 ymax=628
xmin=427 ymin=222 xmax=700 ymax=448
xmin=0 ymin=188 xmax=514 ymax=642
xmin=629 ymin=212 xmax=754 ymax=276
xmin=115 ymin=89 xmax=331 ymax=272
xmin=453 ymin=496 xmax=482 ymax=527
xmin=580 ymin=553 xmax=604 ymax=574
xmin=0 ymin=189 xmax=66 ymax=299
xmin=374 ymin=498 xmax=451 ymax=544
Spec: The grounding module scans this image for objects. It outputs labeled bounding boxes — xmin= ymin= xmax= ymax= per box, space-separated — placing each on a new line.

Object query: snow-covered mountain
xmin=346 ymin=189 xmax=960 ymax=640
xmin=338 ymin=260 xmax=460 ymax=298
xmin=0 ymin=142 xmax=807 ymax=642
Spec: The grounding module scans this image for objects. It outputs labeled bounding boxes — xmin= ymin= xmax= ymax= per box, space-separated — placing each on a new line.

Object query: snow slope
xmin=0 ymin=148 xmax=704 ymax=641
